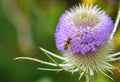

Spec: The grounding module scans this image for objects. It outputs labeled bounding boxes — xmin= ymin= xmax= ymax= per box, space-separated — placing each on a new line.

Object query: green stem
xmin=86 ymin=75 xmax=94 ymax=82
xmin=110 ymin=7 xmax=120 ymax=40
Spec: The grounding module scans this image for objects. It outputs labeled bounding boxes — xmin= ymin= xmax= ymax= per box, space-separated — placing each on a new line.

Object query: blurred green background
xmin=0 ymin=0 xmax=120 ymax=82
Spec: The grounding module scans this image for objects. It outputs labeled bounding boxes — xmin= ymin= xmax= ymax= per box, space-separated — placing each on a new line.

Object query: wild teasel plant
xmin=14 ymin=4 xmax=120 ymax=82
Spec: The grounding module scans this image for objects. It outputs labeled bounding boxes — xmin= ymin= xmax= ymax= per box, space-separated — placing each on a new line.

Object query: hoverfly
xmin=64 ymin=38 xmax=71 ymax=50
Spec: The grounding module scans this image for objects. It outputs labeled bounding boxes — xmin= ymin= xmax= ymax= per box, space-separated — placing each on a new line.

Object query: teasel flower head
xmin=54 ymin=4 xmax=115 ymax=80
xmin=14 ymin=4 xmax=120 ymax=82
xmin=55 ymin=5 xmax=113 ymax=54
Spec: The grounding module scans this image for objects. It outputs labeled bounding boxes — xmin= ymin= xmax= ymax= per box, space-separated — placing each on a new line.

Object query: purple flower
xmin=55 ymin=5 xmax=114 ymax=55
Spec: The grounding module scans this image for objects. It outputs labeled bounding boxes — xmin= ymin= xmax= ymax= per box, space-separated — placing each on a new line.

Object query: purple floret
xmin=55 ymin=5 xmax=114 ymax=55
